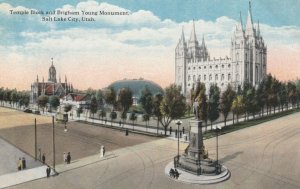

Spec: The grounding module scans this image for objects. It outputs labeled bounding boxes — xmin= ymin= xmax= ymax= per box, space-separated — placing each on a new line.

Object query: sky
xmin=0 ymin=0 xmax=299 ymax=90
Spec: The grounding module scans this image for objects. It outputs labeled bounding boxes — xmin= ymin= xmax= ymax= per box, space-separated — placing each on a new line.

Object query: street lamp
xmin=214 ymin=125 xmax=221 ymax=174
xmin=175 ymin=120 xmax=182 ymax=159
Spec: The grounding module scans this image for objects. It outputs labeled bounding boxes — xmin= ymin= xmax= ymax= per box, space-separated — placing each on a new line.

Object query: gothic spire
xmin=51 ymin=57 xmax=53 ymax=66
xmin=36 ymin=75 xmax=39 ymax=82
xmin=181 ymin=26 xmax=185 ymax=42
xmin=201 ymin=34 xmax=205 ymax=47
xmin=237 ymin=11 xmax=244 ymax=31
xmin=257 ymin=20 xmax=260 ymax=36
xmin=65 ymin=75 xmax=67 ymax=84
xmin=189 ymin=19 xmax=198 ymax=43
xmin=246 ymin=1 xmax=254 ymax=30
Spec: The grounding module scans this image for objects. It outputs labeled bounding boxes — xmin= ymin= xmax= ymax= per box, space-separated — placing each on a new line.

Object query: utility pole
xmin=34 ymin=118 xmax=37 ymax=161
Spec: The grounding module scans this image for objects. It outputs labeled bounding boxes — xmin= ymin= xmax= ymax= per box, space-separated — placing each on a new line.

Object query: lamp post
xmin=215 ymin=126 xmax=221 ymax=174
xmin=175 ymin=120 xmax=182 ymax=159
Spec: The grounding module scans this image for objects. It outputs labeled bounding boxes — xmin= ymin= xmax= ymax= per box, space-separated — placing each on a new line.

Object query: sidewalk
xmin=0 ymin=165 xmax=48 ymax=188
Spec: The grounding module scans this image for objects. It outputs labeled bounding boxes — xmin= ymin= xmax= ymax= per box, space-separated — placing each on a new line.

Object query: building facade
xmin=175 ymin=2 xmax=267 ymax=96
xmin=30 ymin=59 xmax=74 ymax=104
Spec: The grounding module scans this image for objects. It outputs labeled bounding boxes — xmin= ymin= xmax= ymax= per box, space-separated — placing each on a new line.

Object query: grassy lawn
xmin=203 ymin=108 xmax=300 ymax=139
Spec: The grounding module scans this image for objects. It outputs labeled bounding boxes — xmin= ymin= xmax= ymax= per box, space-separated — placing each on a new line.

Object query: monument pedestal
xmin=175 ymin=119 xmax=217 ymax=175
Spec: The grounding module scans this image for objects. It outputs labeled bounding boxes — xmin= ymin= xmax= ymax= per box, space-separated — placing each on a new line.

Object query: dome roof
xmin=107 ymin=79 xmax=164 ymax=98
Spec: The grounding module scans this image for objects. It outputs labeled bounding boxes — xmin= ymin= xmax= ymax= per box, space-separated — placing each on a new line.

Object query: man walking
xmin=22 ymin=157 xmax=26 ymax=169
xmin=42 ymin=153 xmax=45 ymax=164
xmin=46 ymin=166 xmax=51 ymax=178
xmin=67 ymin=152 xmax=71 ymax=164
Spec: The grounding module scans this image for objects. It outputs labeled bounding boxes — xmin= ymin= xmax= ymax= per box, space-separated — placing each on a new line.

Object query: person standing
xmin=100 ymin=146 xmax=104 ymax=158
xmin=67 ymin=152 xmax=71 ymax=164
xmin=63 ymin=152 xmax=67 ymax=163
xmin=22 ymin=157 xmax=26 ymax=169
xmin=42 ymin=153 xmax=46 ymax=164
xmin=17 ymin=158 xmax=22 ymax=171
xmin=103 ymin=146 xmax=105 ymax=156
xmin=46 ymin=166 xmax=51 ymax=178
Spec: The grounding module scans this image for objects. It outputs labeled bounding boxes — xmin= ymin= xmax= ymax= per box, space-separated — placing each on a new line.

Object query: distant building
xmin=107 ymin=78 xmax=164 ymax=105
xmin=175 ymin=2 xmax=267 ymax=96
xmin=61 ymin=93 xmax=91 ymax=109
xmin=30 ymin=58 xmax=74 ymax=104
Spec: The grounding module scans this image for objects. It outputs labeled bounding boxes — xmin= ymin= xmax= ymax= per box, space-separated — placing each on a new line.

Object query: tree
xmin=295 ymin=79 xmax=300 ymax=108
xmin=49 ymin=95 xmax=60 ymax=111
xmin=160 ymin=84 xmax=186 ymax=135
xmin=287 ymin=82 xmax=297 ymax=108
xmin=231 ymin=95 xmax=245 ymax=123
xmin=118 ymin=88 xmax=133 ymax=113
xmin=37 ymin=95 xmax=49 ymax=112
xmin=110 ymin=111 xmax=117 ymax=126
xmin=11 ymin=89 xmax=18 ymax=108
xmin=95 ymin=89 xmax=104 ymax=109
xmin=90 ymin=96 xmax=98 ymax=121
xmin=256 ymin=81 xmax=266 ymax=116
xmin=105 ymin=87 xmax=117 ymax=111
xmin=152 ymin=93 xmax=163 ymax=135
xmin=76 ymin=107 xmax=83 ymax=119
xmin=207 ymin=84 xmax=220 ymax=130
xmin=0 ymin=88 xmax=4 ymax=106
xmin=220 ymin=85 xmax=235 ymax=127
xmin=64 ymin=104 xmax=72 ymax=113
xmin=278 ymin=82 xmax=287 ymax=111
xmin=129 ymin=112 xmax=138 ymax=130
xmin=121 ymin=111 xmax=127 ymax=126
xmin=139 ymin=87 xmax=153 ymax=115
xmin=143 ymin=114 xmax=150 ymax=128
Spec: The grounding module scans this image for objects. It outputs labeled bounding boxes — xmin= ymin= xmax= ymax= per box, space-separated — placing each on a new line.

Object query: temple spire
xmin=246 ymin=1 xmax=254 ymax=30
xmin=189 ymin=19 xmax=198 ymax=43
xmin=237 ymin=11 xmax=244 ymax=31
xmin=201 ymin=34 xmax=205 ymax=47
xmin=257 ymin=20 xmax=260 ymax=36
xmin=51 ymin=57 xmax=53 ymax=66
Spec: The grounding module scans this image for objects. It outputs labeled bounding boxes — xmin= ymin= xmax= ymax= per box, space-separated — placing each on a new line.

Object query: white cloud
xmin=0 ymin=1 xmax=300 ymax=90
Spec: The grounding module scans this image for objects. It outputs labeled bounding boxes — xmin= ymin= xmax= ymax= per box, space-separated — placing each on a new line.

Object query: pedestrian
xmin=169 ymin=127 xmax=172 ymax=135
xmin=100 ymin=145 xmax=104 ymax=158
xmin=119 ymin=120 xmax=121 ymax=127
xmin=42 ymin=153 xmax=45 ymax=164
xmin=103 ymin=146 xmax=105 ymax=156
xmin=46 ymin=166 xmax=51 ymax=178
xmin=63 ymin=152 xmax=67 ymax=163
xmin=22 ymin=157 xmax=26 ymax=169
xmin=183 ymin=127 xmax=185 ymax=134
xmin=17 ymin=158 xmax=22 ymax=171
xmin=67 ymin=152 xmax=71 ymax=164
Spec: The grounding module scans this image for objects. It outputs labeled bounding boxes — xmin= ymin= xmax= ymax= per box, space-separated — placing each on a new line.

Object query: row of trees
xmin=84 ymin=85 xmax=187 ymax=135
xmin=191 ymin=74 xmax=300 ymax=129
xmin=0 ymin=88 xmax=30 ymax=108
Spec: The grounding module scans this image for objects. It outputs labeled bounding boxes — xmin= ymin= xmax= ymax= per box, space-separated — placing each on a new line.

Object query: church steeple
xmin=189 ymin=20 xmax=198 ymax=44
xmin=48 ymin=58 xmax=57 ymax=83
xmin=257 ymin=20 xmax=260 ymax=37
xmin=201 ymin=34 xmax=205 ymax=47
xmin=246 ymin=1 xmax=254 ymax=35
xmin=237 ymin=11 xmax=244 ymax=31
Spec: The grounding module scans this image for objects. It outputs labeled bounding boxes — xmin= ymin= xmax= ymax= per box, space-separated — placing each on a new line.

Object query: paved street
xmin=2 ymin=107 xmax=300 ymax=189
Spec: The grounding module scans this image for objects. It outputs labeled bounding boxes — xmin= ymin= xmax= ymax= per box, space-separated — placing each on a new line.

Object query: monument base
xmin=165 ymin=161 xmax=230 ymax=184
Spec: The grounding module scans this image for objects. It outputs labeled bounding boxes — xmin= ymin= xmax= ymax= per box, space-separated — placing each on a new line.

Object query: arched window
xmin=221 ymin=74 xmax=224 ymax=81
xmin=228 ymin=74 xmax=231 ymax=80
xmin=188 ymin=75 xmax=191 ymax=81
xmin=198 ymin=75 xmax=201 ymax=81
xmin=215 ymin=74 xmax=218 ymax=81
xmin=209 ymin=74 xmax=212 ymax=81
xmin=193 ymin=75 xmax=196 ymax=81
xmin=204 ymin=75 xmax=206 ymax=81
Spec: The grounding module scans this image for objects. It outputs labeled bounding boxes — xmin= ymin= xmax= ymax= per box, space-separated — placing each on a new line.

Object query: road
xmin=6 ymin=110 xmax=300 ymax=189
